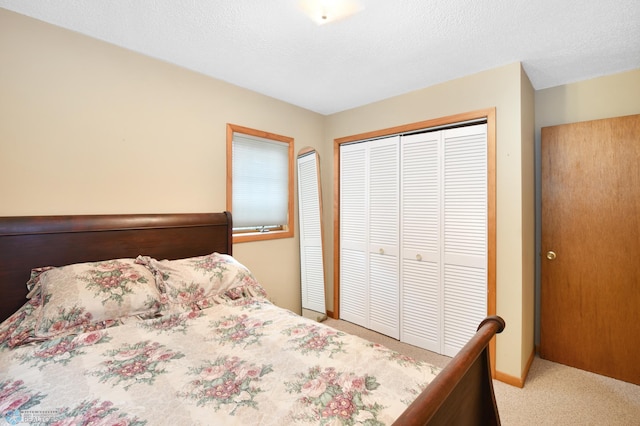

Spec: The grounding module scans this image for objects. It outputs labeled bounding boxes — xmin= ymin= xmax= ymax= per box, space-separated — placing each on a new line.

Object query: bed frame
xmin=0 ymin=212 xmax=504 ymax=425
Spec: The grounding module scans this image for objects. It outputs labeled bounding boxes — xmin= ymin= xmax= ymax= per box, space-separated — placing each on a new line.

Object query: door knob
xmin=546 ymin=251 xmax=556 ymax=260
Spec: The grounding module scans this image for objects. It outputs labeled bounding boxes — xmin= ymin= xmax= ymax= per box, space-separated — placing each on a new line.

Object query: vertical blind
xmin=232 ymin=133 xmax=289 ymax=229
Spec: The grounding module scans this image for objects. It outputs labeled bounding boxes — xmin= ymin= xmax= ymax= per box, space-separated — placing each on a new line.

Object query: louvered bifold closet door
xmin=339 ymin=144 xmax=368 ymax=326
xmin=442 ymin=124 xmax=487 ymax=357
xmin=400 ymin=132 xmax=441 ymax=352
xmin=297 ymin=152 xmax=326 ymax=314
xmin=368 ymin=137 xmax=400 ymax=339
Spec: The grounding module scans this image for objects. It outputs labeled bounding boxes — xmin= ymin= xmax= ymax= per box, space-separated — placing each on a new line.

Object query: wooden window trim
xmin=226 ymin=123 xmax=295 ymax=243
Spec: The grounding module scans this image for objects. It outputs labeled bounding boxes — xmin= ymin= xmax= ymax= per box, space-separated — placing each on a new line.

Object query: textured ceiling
xmin=1 ymin=0 xmax=639 ymax=115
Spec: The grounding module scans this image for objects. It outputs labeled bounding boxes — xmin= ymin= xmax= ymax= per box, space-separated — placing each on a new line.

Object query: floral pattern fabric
xmin=137 ymin=252 xmax=264 ymax=313
xmin=177 ymin=355 xmax=273 ymax=413
xmin=0 ymin=298 xmax=43 ymax=349
xmin=32 ymin=258 xmax=161 ymax=338
xmin=285 ymin=366 xmax=384 ymax=425
xmin=0 ymin=298 xmax=441 ymax=425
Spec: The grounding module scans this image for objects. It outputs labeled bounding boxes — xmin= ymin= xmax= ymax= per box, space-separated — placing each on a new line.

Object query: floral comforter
xmin=1 ymin=298 xmax=440 ymax=425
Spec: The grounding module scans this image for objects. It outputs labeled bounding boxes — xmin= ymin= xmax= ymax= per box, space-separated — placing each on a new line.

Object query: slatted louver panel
xmin=443 ymin=265 xmax=487 ymax=356
xmin=370 ymin=251 xmax=400 ymax=338
xmin=442 ymin=124 xmax=487 ymax=356
xmin=368 ymin=137 xmax=399 ymax=337
xmin=402 ymin=259 xmax=440 ymax=350
xmin=339 ymin=144 xmax=368 ymax=326
xmin=340 ymin=250 xmax=368 ymax=325
xmin=401 ymin=133 xmax=441 ymax=255
xmin=443 ymin=124 xmax=487 ymax=260
xmin=369 ymin=138 xmax=399 ymax=250
xmin=340 ymin=147 xmax=367 ymax=248
xmin=400 ymin=132 xmax=441 ymax=350
xmin=303 ymin=246 xmax=326 ymax=313
xmin=297 ymin=152 xmax=326 ymax=314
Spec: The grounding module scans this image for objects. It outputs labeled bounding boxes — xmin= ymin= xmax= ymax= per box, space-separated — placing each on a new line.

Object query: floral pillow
xmin=137 ymin=253 xmax=265 ymax=312
xmin=33 ymin=258 xmax=161 ymax=338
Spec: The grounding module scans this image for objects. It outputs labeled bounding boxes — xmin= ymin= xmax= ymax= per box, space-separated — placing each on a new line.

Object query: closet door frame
xmin=333 ymin=108 xmax=497 ymax=368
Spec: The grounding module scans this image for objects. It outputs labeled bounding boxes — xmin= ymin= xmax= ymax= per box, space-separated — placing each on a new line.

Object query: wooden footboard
xmin=393 ymin=316 xmax=505 ymax=425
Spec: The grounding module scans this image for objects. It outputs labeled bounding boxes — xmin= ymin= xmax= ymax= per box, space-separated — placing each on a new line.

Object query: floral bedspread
xmin=0 ymin=299 xmax=440 ymax=425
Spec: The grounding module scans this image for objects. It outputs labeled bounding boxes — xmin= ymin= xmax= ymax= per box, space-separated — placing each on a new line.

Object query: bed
xmin=0 ymin=212 xmax=504 ymax=425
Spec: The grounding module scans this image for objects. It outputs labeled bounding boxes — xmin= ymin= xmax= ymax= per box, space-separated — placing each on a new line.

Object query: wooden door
xmin=540 ymin=114 xmax=640 ymax=385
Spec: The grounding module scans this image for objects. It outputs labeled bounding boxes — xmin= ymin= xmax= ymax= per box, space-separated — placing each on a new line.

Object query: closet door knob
xmin=546 ymin=251 xmax=556 ymax=260
xmin=416 ymin=254 xmax=422 ymax=261
xmin=379 ymin=248 xmax=384 ymax=255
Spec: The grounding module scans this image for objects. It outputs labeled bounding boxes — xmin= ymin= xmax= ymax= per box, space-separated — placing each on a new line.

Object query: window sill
xmin=233 ymin=229 xmax=293 ymax=244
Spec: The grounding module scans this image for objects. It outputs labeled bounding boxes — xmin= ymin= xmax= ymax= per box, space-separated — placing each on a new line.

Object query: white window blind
xmin=232 ymin=133 xmax=289 ymax=229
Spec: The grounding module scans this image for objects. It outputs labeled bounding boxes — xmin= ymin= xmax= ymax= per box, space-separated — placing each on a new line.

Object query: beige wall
xmin=535 ymin=69 xmax=640 ymax=128
xmin=533 ymin=69 xmax=640 ymax=345
xmin=0 ymin=9 xmax=326 ymax=314
xmin=519 ymin=66 xmax=536 ymax=379
xmin=325 ymin=63 xmax=536 ymax=382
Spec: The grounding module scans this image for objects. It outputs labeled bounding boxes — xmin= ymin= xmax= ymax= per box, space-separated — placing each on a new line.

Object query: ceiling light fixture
xmin=298 ymin=0 xmax=364 ymax=25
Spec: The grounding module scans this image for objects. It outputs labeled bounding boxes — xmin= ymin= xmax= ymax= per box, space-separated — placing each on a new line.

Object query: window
xmin=226 ymin=124 xmax=294 ymax=243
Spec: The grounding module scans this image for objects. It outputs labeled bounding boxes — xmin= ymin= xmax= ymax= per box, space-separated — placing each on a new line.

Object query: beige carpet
xmin=324 ymin=318 xmax=640 ymax=425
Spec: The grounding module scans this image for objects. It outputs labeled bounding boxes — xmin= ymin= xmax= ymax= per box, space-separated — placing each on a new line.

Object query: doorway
xmin=540 ymin=114 xmax=640 ymax=385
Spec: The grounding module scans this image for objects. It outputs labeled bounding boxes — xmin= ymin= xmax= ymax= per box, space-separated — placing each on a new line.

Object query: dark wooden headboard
xmin=0 ymin=212 xmax=232 ymax=323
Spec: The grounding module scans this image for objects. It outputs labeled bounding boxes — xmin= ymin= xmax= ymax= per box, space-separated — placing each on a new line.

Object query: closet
xmin=339 ymin=123 xmax=487 ymax=356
